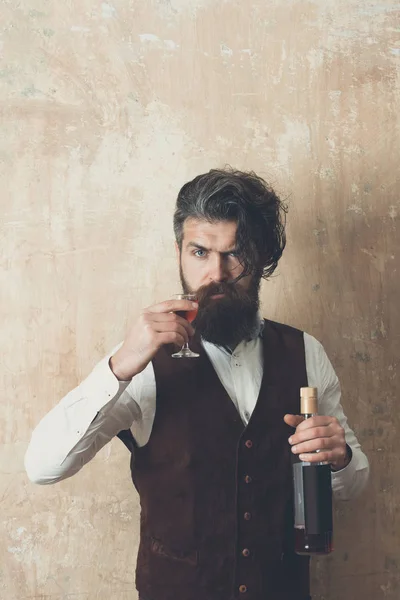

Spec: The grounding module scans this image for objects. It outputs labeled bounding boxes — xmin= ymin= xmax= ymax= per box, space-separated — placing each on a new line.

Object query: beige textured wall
xmin=1 ymin=1 xmax=399 ymax=598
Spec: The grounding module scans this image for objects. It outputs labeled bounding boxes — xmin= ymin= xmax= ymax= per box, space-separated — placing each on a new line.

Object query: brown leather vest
xmin=118 ymin=320 xmax=310 ymax=600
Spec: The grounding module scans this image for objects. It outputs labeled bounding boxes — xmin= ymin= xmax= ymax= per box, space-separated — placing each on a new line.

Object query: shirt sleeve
xmin=24 ymin=344 xmax=155 ymax=485
xmin=304 ymin=333 xmax=370 ymax=501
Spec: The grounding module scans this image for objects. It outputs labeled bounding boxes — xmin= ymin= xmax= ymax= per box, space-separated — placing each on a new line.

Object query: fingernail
xmin=299 ymin=454 xmax=306 ymax=461
xmin=291 ymin=446 xmax=297 ymax=453
xmin=288 ymin=437 xmax=293 ymax=445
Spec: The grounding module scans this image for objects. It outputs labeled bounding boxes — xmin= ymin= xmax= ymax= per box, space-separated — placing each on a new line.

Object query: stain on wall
xmin=1 ymin=1 xmax=399 ymax=598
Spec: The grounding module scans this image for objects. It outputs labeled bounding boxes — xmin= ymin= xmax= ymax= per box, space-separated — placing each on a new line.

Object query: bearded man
xmin=25 ymin=168 xmax=369 ymax=600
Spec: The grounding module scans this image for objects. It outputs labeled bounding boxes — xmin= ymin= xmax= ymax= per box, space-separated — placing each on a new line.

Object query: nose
xmin=209 ymin=253 xmax=229 ymax=283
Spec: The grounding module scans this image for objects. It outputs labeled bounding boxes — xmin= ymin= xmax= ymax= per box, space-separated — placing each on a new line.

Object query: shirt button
xmin=245 ymin=440 xmax=253 ymax=448
xmin=244 ymin=512 xmax=252 ymax=520
xmin=244 ymin=475 xmax=252 ymax=484
xmin=242 ymin=548 xmax=250 ymax=557
xmin=239 ymin=585 xmax=247 ymax=593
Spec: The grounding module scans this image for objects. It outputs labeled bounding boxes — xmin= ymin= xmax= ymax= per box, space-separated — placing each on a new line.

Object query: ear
xmin=174 ymin=241 xmax=180 ymax=262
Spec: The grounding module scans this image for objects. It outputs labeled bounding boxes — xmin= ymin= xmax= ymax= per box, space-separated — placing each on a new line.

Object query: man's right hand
xmin=109 ymin=298 xmax=198 ymax=381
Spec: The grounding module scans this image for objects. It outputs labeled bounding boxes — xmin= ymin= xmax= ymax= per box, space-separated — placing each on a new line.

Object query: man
xmin=25 ymin=168 xmax=369 ymax=600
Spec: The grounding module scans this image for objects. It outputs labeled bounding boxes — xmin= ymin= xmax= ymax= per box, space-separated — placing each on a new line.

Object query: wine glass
xmin=171 ymin=293 xmax=199 ymax=358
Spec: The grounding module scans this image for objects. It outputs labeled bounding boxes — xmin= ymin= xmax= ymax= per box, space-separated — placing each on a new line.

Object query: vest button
xmin=244 ymin=475 xmax=252 ymax=484
xmin=242 ymin=548 xmax=250 ymax=557
xmin=244 ymin=512 xmax=251 ymax=520
xmin=239 ymin=585 xmax=247 ymax=593
xmin=245 ymin=440 xmax=253 ymax=448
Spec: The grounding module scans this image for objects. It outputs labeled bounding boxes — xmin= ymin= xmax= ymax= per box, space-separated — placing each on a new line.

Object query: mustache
xmin=195 ymin=281 xmax=241 ymax=304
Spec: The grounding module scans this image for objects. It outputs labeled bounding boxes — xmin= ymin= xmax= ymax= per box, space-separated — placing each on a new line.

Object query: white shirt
xmin=24 ymin=329 xmax=369 ymax=501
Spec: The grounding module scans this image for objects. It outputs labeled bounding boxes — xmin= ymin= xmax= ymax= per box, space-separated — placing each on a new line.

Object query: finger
xmin=284 ymin=414 xmax=304 ymax=428
xmin=153 ymin=321 xmax=191 ymax=344
xmin=146 ymin=299 xmax=198 ymax=314
xmin=291 ymin=437 xmax=336 ymax=455
xmin=289 ymin=425 xmax=335 ymax=445
xmin=294 ymin=415 xmax=337 ymax=431
xmin=298 ymin=452 xmax=331 ymax=465
xmin=145 ymin=312 xmax=195 ymax=337
xmin=157 ymin=331 xmax=187 ymax=348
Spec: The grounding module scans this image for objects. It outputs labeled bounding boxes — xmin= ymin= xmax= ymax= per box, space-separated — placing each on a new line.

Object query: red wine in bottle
xmin=293 ymin=387 xmax=333 ymax=555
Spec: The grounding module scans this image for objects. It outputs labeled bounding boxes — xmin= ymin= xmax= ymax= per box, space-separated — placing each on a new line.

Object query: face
xmin=178 ymin=218 xmax=252 ymax=290
xmin=176 ymin=218 xmax=261 ymax=348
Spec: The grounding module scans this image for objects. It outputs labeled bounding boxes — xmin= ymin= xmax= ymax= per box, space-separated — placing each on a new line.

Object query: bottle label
xmin=293 ymin=463 xmax=333 ymax=535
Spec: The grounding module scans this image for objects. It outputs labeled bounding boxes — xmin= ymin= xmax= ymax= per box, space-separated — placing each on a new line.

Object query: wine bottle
xmin=293 ymin=387 xmax=333 ymax=555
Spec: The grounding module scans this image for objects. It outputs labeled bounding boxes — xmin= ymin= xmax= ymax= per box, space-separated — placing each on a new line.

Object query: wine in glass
xmin=171 ymin=293 xmax=199 ymax=358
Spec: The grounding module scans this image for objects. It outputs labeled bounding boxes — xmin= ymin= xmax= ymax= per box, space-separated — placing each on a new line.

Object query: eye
xmin=228 ymin=251 xmax=238 ymax=258
xmin=194 ymin=249 xmax=207 ymax=258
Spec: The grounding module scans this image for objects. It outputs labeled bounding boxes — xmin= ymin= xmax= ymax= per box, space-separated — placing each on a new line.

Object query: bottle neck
xmin=301 ymin=411 xmax=325 ymax=465
xmin=302 ymin=412 xmax=317 ymax=419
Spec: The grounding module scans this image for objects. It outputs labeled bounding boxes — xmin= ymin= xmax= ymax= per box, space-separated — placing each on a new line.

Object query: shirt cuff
xmin=331 ymin=450 xmax=357 ymax=500
xmin=58 ymin=354 xmax=130 ymax=452
xmin=84 ymin=353 xmax=130 ymax=410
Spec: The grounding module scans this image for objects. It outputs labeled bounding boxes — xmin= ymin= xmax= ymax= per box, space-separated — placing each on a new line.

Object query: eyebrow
xmin=186 ymin=242 xmax=237 ymax=255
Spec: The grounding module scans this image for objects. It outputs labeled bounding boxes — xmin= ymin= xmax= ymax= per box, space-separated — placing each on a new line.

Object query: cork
xmin=300 ymin=387 xmax=318 ymax=415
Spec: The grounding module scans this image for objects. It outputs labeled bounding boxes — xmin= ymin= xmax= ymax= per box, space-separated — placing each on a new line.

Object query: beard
xmin=180 ymin=267 xmax=261 ymax=348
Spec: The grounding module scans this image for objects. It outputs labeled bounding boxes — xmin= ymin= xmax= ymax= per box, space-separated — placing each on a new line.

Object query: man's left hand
xmin=284 ymin=414 xmax=350 ymax=471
